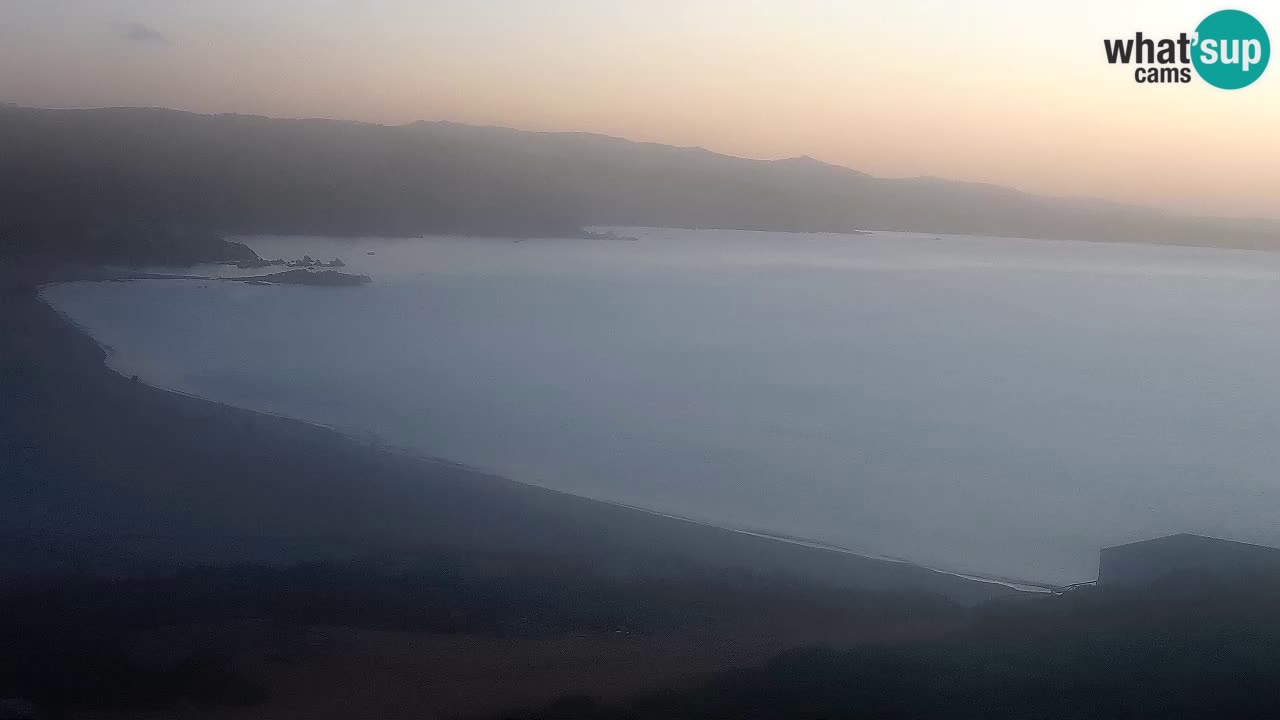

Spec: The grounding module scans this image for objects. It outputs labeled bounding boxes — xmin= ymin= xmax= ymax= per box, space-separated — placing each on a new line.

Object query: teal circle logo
xmin=1193 ymin=10 xmax=1270 ymax=89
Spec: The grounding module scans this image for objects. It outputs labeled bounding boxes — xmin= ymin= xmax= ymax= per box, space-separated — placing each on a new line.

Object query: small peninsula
xmin=232 ymin=269 xmax=372 ymax=286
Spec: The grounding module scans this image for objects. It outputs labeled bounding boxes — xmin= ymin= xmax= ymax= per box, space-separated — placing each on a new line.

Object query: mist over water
xmin=42 ymin=229 xmax=1280 ymax=584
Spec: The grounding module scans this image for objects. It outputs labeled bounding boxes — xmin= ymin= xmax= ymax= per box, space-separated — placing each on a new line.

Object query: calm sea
xmin=42 ymin=228 xmax=1280 ymax=584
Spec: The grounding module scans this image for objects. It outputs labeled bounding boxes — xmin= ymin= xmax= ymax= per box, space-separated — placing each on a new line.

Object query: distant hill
xmin=2 ymin=105 xmax=1278 ymax=263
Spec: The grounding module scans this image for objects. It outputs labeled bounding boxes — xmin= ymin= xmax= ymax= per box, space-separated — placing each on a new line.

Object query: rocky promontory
xmin=232 ymin=269 xmax=371 ymax=286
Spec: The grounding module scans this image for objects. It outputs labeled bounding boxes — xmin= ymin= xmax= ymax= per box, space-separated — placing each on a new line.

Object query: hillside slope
xmin=2 ymin=106 xmax=1277 ymax=259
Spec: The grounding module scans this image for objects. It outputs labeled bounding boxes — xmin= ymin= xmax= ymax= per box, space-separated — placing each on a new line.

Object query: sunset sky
xmin=3 ymin=1 xmax=1277 ymax=218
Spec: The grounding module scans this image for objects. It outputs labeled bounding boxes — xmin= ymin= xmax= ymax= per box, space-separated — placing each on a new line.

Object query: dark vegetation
xmin=0 ymin=557 xmax=954 ymax=716
xmin=7 ymin=105 xmax=1280 ymax=717
xmin=0 ymin=558 xmax=950 ymax=639
xmin=233 ymin=269 xmax=372 ymax=285
xmin=9 ymin=553 xmax=1280 ymax=717
xmin=0 ymin=219 xmax=258 ymax=268
xmin=3 ymin=105 xmax=1280 ymax=269
xmin=1 ymin=277 xmax=1003 ymax=716
xmin=502 ymin=572 xmax=1280 ymax=719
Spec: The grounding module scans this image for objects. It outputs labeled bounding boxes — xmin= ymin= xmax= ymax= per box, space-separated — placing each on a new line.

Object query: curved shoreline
xmin=38 ymin=277 xmax=1061 ymax=595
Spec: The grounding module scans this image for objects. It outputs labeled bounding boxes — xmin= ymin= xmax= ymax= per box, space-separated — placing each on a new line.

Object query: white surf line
xmin=40 ymin=279 xmax=1065 ymax=595
xmin=600 ymin=501 xmax=1062 ymax=594
xmin=330 ymin=440 xmax=1066 ymax=594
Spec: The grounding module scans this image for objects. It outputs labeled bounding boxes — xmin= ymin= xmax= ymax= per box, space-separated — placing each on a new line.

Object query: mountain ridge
xmin=2 ymin=104 xmax=1278 ymax=262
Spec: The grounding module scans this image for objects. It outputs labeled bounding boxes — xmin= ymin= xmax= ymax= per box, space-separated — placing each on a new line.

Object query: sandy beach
xmin=4 ymin=269 xmax=1014 ymax=602
xmin=2 ymin=267 xmax=1016 ymax=716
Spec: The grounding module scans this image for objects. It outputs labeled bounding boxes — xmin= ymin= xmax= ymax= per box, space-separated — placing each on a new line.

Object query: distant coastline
xmin=5 ymin=105 xmax=1280 ymax=257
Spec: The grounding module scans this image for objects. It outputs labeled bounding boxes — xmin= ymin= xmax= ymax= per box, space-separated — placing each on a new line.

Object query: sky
xmin=2 ymin=1 xmax=1278 ymax=219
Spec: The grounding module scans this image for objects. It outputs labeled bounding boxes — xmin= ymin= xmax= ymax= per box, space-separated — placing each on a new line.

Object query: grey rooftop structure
xmin=1099 ymin=533 xmax=1280 ymax=587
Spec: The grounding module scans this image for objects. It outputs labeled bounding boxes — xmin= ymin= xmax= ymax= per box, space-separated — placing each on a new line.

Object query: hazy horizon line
xmin=9 ymin=101 xmax=1278 ymax=226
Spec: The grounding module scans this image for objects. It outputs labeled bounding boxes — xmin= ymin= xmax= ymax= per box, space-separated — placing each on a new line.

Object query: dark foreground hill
xmin=503 ymin=573 xmax=1280 ymax=719
xmin=3 ymin=105 xmax=1279 ymax=265
xmin=0 ymin=273 xmax=1006 ymax=716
